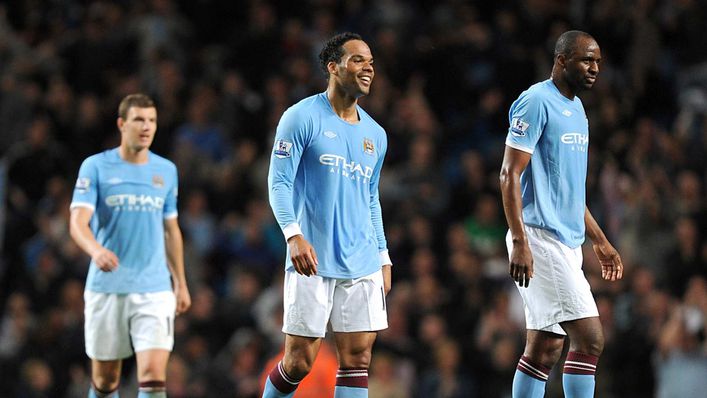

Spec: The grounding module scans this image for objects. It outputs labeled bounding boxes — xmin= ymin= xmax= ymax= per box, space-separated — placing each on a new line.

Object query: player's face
xmin=562 ymin=37 xmax=601 ymax=91
xmin=333 ymin=39 xmax=374 ymax=97
xmin=118 ymin=106 xmax=157 ymax=151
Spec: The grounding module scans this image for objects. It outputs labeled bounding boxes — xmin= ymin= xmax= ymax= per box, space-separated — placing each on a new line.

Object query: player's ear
xmin=117 ymin=117 xmax=124 ymax=130
xmin=556 ymin=53 xmax=567 ymax=68
xmin=327 ymin=61 xmax=339 ymax=76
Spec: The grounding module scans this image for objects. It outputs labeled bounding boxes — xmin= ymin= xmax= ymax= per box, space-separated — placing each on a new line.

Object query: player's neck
xmin=326 ymin=87 xmax=360 ymax=123
xmin=119 ymin=145 xmax=149 ymax=164
xmin=550 ymin=74 xmax=578 ymax=100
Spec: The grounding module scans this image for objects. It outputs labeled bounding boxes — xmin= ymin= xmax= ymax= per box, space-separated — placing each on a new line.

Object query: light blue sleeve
xmin=505 ymin=91 xmax=547 ymax=154
xmin=164 ymin=164 xmax=178 ymax=219
xmin=70 ymin=156 xmax=98 ymax=211
xmin=369 ymin=134 xmax=389 ymax=258
xmin=267 ymin=107 xmax=311 ymax=237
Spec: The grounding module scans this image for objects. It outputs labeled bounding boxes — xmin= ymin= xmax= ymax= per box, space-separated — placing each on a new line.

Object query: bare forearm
xmin=70 ymin=222 xmax=103 ymax=257
xmin=584 ymin=207 xmax=607 ymax=244
xmin=500 ymin=170 xmax=526 ymax=243
xmin=165 ymin=228 xmax=187 ymax=287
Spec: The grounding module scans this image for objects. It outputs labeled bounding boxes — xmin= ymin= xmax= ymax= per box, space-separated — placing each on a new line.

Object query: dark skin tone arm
xmin=585 ymin=208 xmax=624 ymax=281
xmin=500 ymin=146 xmax=534 ymax=287
xmin=500 ymin=146 xmax=624 ymax=287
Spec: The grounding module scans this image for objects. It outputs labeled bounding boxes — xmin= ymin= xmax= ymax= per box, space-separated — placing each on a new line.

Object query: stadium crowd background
xmin=1 ymin=0 xmax=706 ymax=397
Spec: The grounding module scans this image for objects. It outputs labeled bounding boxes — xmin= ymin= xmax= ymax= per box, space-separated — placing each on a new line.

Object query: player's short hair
xmin=118 ymin=93 xmax=155 ymax=119
xmin=554 ymin=30 xmax=595 ymax=57
xmin=318 ymin=32 xmax=364 ymax=77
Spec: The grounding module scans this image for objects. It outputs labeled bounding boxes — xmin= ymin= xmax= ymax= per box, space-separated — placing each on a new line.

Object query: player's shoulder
xmin=357 ymin=106 xmax=386 ymax=137
xmin=282 ymin=93 xmax=325 ymax=121
xmin=81 ymin=148 xmax=117 ymax=167
xmin=512 ymin=80 xmax=555 ymax=112
xmin=148 ymin=151 xmax=178 ymax=172
xmin=521 ymin=80 xmax=554 ymax=101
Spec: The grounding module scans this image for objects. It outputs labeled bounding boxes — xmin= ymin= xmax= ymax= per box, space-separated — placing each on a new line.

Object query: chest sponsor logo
xmin=105 ymin=194 xmax=164 ymax=212
xmin=510 ymin=118 xmax=529 ymax=137
xmin=75 ymin=177 xmax=90 ymax=193
xmin=274 ymin=139 xmax=293 ymax=158
xmin=319 ymin=154 xmax=373 ymax=184
xmin=561 ymin=132 xmax=588 ymax=152
xmin=363 ymin=138 xmax=375 ymax=155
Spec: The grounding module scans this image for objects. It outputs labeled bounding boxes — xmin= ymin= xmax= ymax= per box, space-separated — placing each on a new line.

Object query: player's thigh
xmin=508 ymin=227 xmax=598 ymax=333
xmin=282 ymin=271 xmax=335 ymax=338
xmin=560 ymin=316 xmax=604 ymax=354
xmin=524 ymin=329 xmax=565 ymax=366
xmin=329 ymin=270 xmax=388 ymax=333
xmin=283 ymin=334 xmax=323 ymax=376
xmin=84 ymin=291 xmax=133 ymax=360
xmin=333 ymin=331 xmax=377 ymax=368
xmin=128 ymin=291 xmax=177 ymax=353
xmin=135 ymin=349 xmax=171 ymax=381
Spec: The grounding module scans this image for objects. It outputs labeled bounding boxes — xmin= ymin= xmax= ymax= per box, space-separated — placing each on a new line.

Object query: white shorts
xmin=506 ymin=227 xmax=599 ymax=336
xmin=282 ymin=269 xmax=388 ymax=338
xmin=84 ymin=291 xmax=176 ymax=360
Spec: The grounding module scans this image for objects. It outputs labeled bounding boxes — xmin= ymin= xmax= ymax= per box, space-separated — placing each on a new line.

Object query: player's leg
xmin=560 ymin=317 xmax=603 ymax=398
xmin=129 ymin=291 xmax=176 ymax=398
xmin=85 ymin=292 xmax=133 ymax=397
xmin=89 ymin=360 xmax=122 ymax=397
xmin=333 ymin=332 xmax=377 ymax=398
xmin=329 ymin=270 xmax=388 ymax=398
xmin=135 ymin=349 xmax=170 ymax=397
xmin=513 ymin=330 xmax=564 ymax=398
xmin=263 ymin=335 xmax=323 ymax=397
xmin=263 ymin=270 xmax=333 ymax=397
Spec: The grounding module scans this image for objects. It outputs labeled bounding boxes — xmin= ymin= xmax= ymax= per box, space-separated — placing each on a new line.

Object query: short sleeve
xmin=70 ymin=157 xmax=99 ymax=211
xmin=164 ymin=164 xmax=178 ymax=219
xmin=505 ymin=91 xmax=547 ymax=154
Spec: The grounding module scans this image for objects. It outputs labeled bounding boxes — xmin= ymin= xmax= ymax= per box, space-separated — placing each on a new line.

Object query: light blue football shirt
xmin=505 ymin=79 xmax=589 ymax=248
xmin=70 ymin=148 xmax=178 ymax=293
xmin=268 ymin=92 xmax=389 ymax=279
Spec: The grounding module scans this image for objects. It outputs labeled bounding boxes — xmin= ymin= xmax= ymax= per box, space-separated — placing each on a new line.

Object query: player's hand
xmin=593 ymin=241 xmax=623 ymax=281
xmin=92 ymin=247 xmax=119 ymax=272
xmin=174 ymin=283 xmax=192 ymax=315
xmin=288 ymin=235 xmax=318 ymax=276
xmin=382 ymin=264 xmax=392 ymax=296
xmin=509 ymin=241 xmax=533 ymax=288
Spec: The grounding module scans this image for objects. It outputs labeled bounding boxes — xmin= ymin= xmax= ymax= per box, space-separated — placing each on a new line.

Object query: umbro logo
xmin=324 ymin=131 xmax=337 ymax=138
xmin=562 ymin=110 xmax=572 ymax=117
xmin=107 ymin=177 xmax=123 ymax=184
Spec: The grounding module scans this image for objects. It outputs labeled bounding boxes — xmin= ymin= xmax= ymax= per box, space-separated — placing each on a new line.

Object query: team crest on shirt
xmin=75 ymin=177 xmax=90 ymax=193
xmin=363 ymin=138 xmax=375 ymax=155
xmin=152 ymin=175 xmax=164 ymax=188
xmin=510 ymin=118 xmax=530 ymax=137
xmin=274 ymin=139 xmax=293 ymax=158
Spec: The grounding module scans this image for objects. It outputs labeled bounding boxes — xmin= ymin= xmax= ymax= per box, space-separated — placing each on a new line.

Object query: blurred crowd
xmin=1 ymin=1 xmax=706 ymax=397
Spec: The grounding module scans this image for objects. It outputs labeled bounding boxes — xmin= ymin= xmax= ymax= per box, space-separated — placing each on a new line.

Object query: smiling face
xmin=329 ymin=39 xmax=374 ymax=98
xmin=560 ymin=36 xmax=601 ymax=92
xmin=118 ymin=106 xmax=157 ymax=152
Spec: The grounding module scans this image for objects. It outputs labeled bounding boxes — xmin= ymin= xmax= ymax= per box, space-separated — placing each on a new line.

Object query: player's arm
xmin=585 ymin=207 xmax=623 ymax=281
xmin=268 ymin=109 xmax=318 ymax=276
xmin=69 ymin=207 xmax=119 ymax=272
xmin=499 ymin=146 xmax=533 ymax=287
xmin=164 ymin=217 xmax=191 ymax=315
xmin=370 ymin=136 xmax=392 ymax=295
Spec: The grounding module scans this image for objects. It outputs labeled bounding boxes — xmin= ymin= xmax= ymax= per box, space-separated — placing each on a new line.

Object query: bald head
xmin=554 ymin=30 xmax=596 ymax=58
